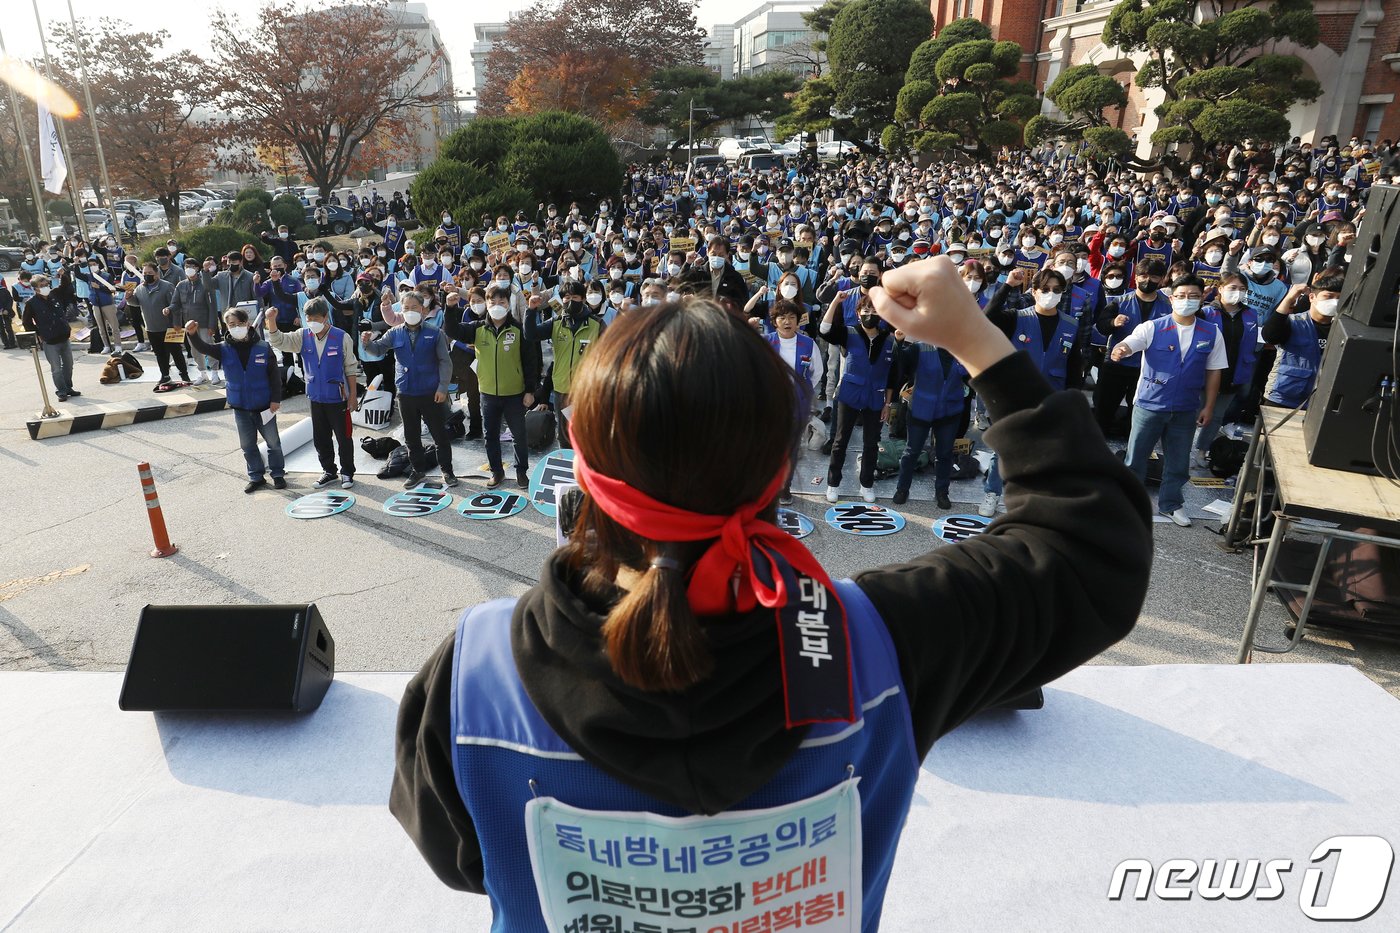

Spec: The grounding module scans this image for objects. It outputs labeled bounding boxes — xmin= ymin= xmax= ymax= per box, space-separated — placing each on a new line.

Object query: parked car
xmin=113 ymin=199 xmax=160 ymax=219
xmin=136 ymin=216 xmax=171 ymax=236
xmin=689 ymin=154 xmax=726 ymax=173
xmin=718 ymin=137 xmax=761 ymax=162
xmin=0 ymin=246 xmax=25 ymax=271
xmin=817 ymin=140 xmax=860 ymax=159
xmin=737 ymin=151 xmax=785 ymax=173
xmin=199 ymin=198 xmax=232 ymax=216
xmin=305 ymin=204 xmax=359 ymax=235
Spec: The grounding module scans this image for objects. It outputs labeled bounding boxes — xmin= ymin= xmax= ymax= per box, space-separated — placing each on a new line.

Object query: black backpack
xmin=359 ymin=436 xmax=401 ymax=460
xmin=526 ymin=409 xmax=556 ymax=451
xmin=1208 ymin=436 xmax=1249 ymax=479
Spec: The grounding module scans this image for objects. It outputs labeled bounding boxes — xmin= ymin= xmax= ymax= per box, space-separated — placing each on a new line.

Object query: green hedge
xmin=269 ymin=195 xmax=306 ymax=230
xmin=234 ymin=188 xmax=273 ymax=208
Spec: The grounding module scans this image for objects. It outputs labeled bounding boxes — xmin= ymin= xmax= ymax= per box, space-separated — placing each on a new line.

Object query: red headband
xmin=569 ymin=427 xmax=854 ymax=728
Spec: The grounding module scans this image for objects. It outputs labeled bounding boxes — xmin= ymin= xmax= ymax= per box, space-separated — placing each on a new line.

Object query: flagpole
xmin=64 ymin=0 xmax=118 ymax=246
xmin=30 ymin=0 xmax=87 ymax=241
xmin=0 ymin=26 xmax=48 ymax=242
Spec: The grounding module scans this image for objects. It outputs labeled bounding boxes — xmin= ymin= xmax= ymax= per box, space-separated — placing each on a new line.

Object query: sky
xmin=0 ymin=0 xmax=766 ymax=98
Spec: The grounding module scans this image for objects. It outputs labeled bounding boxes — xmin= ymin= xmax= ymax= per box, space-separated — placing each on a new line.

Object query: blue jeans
xmin=1194 ymin=388 xmax=1243 ymax=452
xmin=233 ymin=408 xmax=285 ymax=480
xmin=983 ymin=451 xmax=1002 ymax=495
xmin=1126 ymin=406 xmax=1195 ymax=513
xmin=897 ymin=415 xmax=959 ymax=495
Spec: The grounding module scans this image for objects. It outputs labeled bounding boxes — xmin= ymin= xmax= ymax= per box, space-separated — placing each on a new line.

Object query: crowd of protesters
xmin=1 ymin=131 xmax=1384 ymax=517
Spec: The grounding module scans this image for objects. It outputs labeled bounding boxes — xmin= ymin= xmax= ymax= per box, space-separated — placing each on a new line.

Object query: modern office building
xmin=731 ymin=1 xmax=825 ymax=78
xmin=470 ymin=22 xmax=509 ymax=99
xmin=705 ymin=24 xmax=736 ymax=80
xmin=386 ymin=1 xmax=455 ymax=168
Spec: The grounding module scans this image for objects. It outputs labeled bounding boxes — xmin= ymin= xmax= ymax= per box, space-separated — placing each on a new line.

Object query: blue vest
xmin=1266 ymin=312 xmax=1323 ymax=409
xmin=382 ymin=225 xmax=405 ymax=255
xmin=1012 ymin=309 xmax=1078 ymax=390
xmin=908 ymin=343 xmax=965 ymax=423
xmin=1200 ymin=305 xmax=1259 ymax=388
xmin=449 ymin=580 xmax=919 ymax=933
xmin=766 ymin=331 xmax=817 ymax=409
xmin=1135 ymin=317 xmax=1221 ymax=413
xmin=220 ymin=340 xmax=274 ymax=411
xmin=1103 ymin=293 xmax=1167 ymax=369
xmin=388 ymin=324 xmax=442 ymax=397
xmin=1068 ymin=277 xmax=1100 ymax=327
xmin=300 ymin=326 xmax=347 ymax=404
xmin=837 ymin=329 xmax=896 ymax=411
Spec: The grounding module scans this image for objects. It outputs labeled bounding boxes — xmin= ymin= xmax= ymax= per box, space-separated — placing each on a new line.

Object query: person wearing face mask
xmin=267 ymin=297 xmax=361 ymax=489
xmin=1281 ymin=226 xmax=1331 ymax=286
xmin=1191 ymin=230 xmax=1230 ymax=293
xmin=443 ymin=285 xmax=486 ymax=440
xmin=437 ymin=212 xmax=463 ymax=253
xmin=1260 ymin=268 xmax=1342 ymax=411
xmin=409 ymin=248 xmax=448 ymax=290
xmin=891 ymin=330 xmax=967 ymax=510
xmin=1093 ymin=257 xmax=1169 ymax=437
xmin=1111 ymin=274 xmax=1227 ymax=526
xmin=364 ymin=213 xmax=408 ymax=260
xmin=131 ymin=261 xmax=193 ymax=389
xmin=525 ymin=281 xmax=606 ymax=450
xmin=255 ymin=259 xmax=305 ymax=369
xmin=1013 ymin=229 xmax=1048 ymax=274
xmin=763 ymin=299 xmax=821 ymax=503
xmin=451 ymin=285 xmax=537 ymax=489
xmin=697 ymin=236 xmax=747 ymax=302
xmin=1194 ymin=272 xmax=1259 ymax=465
xmin=818 ymin=290 xmax=896 ymax=502
xmin=213 ymin=250 xmax=257 ymax=325
xmin=21 ymin=274 xmax=82 ymax=401
xmin=1224 ymin=247 xmax=1289 ymax=328
xmin=764 ymin=237 xmax=815 ymax=311
xmin=169 ymin=258 xmax=221 ymax=385
xmin=184 ymin=309 xmax=285 ymax=492
xmin=75 ymin=255 xmax=122 ymax=356
xmin=259 ymin=225 xmax=299 ymax=265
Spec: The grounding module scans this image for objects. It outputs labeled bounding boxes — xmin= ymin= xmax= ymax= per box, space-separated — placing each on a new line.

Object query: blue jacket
xmin=835 ymin=326 xmax=896 ymax=411
xmin=1200 ymin=305 xmax=1259 ymax=388
xmin=904 ymin=342 xmax=966 ymax=424
xmin=1134 ymin=316 xmax=1222 ymax=413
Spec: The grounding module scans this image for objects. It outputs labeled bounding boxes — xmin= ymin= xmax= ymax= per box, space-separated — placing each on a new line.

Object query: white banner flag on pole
xmin=37 ymin=101 xmax=67 ymax=195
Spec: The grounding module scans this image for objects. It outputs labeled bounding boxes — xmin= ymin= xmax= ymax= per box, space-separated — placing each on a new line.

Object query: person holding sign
xmin=267 ymin=297 xmax=361 ymax=490
xmin=391 ymin=258 xmax=1151 ymax=928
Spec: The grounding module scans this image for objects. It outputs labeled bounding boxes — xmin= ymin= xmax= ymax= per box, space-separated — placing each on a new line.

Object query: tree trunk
xmin=164 ymin=197 xmax=181 ymax=232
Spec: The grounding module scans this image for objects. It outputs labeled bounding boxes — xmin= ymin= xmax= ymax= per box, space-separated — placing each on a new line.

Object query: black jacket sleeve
xmin=983 ymin=284 xmax=1019 ymax=336
xmin=854 ymin=351 xmax=1153 ymax=757
xmin=1261 ymin=309 xmax=1293 ymax=345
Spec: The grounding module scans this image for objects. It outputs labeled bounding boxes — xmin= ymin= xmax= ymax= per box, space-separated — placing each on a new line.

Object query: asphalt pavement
xmin=3 ymin=342 xmax=1399 ymax=698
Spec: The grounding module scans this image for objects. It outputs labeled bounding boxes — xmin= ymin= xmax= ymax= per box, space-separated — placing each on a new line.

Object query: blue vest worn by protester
xmin=1266 ymin=311 xmax=1323 ymax=409
xmin=838 ymin=328 xmax=896 ymax=411
xmin=220 ymin=340 xmax=274 ymax=411
xmin=449 ymin=579 xmax=919 ymax=933
xmin=908 ymin=343 xmax=965 ymax=423
xmin=766 ymin=331 xmax=817 ymax=412
xmin=1012 ymin=309 xmax=1077 ymax=390
xmin=1201 ymin=305 xmax=1259 ymax=388
xmin=1102 ymin=293 xmax=1167 ymax=370
xmin=386 ymin=324 xmax=442 ymax=397
xmin=1135 ymin=316 xmax=1221 ymax=413
xmin=300 ymin=326 xmax=347 ymax=404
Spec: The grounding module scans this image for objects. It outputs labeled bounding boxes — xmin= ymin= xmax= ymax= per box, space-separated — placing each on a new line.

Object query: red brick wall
xmin=1360 ymin=0 xmax=1400 ymax=143
xmin=1316 ymin=11 xmax=1355 ymax=55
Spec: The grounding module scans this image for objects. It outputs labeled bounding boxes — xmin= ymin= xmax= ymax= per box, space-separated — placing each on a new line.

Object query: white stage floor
xmin=3 ymin=664 xmax=1397 ymax=931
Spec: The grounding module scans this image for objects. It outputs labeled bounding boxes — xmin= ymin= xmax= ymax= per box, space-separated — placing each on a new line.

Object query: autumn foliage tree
xmin=209 ymin=0 xmax=451 ymax=202
xmin=479 ymin=0 xmax=704 ymax=120
xmin=50 ymin=19 xmax=228 ymax=231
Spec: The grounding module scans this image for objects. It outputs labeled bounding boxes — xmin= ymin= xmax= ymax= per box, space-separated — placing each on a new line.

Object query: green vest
xmin=551 ymin=316 xmax=603 ymax=394
xmin=476 ymin=321 xmax=526 ymax=396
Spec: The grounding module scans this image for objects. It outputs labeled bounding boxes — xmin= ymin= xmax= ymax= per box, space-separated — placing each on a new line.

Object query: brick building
xmin=931 ymin=0 xmax=1400 ymax=157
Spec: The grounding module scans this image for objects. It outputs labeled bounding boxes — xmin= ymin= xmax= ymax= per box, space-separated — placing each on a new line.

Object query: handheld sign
xmin=529 ymin=448 xmax=577 ymax=518
xmin=285 ymin=491 xmax=355 ymax=520
xmin=824 ymin=503 xmax=905 ymax=536
xmin=668 ymin=236 xmax=696 ymax=254
xmin=457 ymin=490 xmax=530 ymax=521
xmin=932 ymin=514 xmax=989 ymax=543
xmin=776 ymin=508 xmax=815 ymax=540
xmin=484 ymin=231 xmax=511 ymax=253
xmin=383 ymin=487 xmax=452 ymax=517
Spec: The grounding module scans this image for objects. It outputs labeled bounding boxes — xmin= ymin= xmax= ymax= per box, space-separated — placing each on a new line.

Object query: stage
xmin=3 ymin=664 xmax=1398 ymax=931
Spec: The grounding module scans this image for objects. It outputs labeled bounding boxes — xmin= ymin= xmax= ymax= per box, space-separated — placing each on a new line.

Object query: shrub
xmin=293 ymin=223 xmax=318 ymax=242
xmin=441 ymin=117 xmax=520 ymax=167
xmin=230 ymin=200 xmax=268 ymax=231
xmin=409 ymin=159 xmax=491 ymax=224
xmin=175 ymin=225 xmax=258 ymax=263
xmin=269 ymin=195 xmax=306 ymax=230
xmin=234 ymin=187 xmax=273 ymax=208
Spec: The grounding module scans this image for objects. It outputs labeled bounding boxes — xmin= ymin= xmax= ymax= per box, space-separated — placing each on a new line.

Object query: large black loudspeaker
xmin=119 ymin=604 xmax=334 ymax=712
xmin=1337 ymin=183 xmax=1400 ymax=329
xmin=1304 ymin=314 xmax=1398 ymax=475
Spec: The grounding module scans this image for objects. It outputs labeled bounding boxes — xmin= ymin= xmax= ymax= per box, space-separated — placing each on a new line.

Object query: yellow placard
xmin=484 ymin=232 xmax=511 ymax=253
xmin=668 ymin=236 xmax=696 ymax=254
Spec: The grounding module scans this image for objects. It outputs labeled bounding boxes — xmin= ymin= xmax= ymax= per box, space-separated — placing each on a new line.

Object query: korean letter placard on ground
xmin=527 ymin=779 xmax=861 ymax=933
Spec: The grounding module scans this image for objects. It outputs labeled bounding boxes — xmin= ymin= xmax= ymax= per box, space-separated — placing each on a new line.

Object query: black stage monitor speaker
xmin=119 ymin=604 xmax=334 ymax=712
xmin=1338 ymin=183 xmax=1400 ymax=329
xmin=1304 ymin=314 xmax=1397 ymax=475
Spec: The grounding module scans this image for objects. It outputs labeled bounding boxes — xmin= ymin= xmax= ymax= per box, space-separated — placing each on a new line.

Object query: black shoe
xmin=936 ymin=492 xmax=952 ymax=509
xmin=892 ymin=488 xmax=909 ymax=505
xmin=442 ymin=472 xmax=459 ymax=488
xmin=56 ymin=393 xmax=69 ymax=401
xmin=244 ymin=478 xmax=267 ymax=494
xmin=820 ymin=439 xmax=833 ymax=456
xmin=403 ymin=470 xmax=426 ymax=489
xmin=86 ymin=348 xmax=104 ymax=355
xmin=779 ymin=490 xmax=794 ymax=505
xmin=67 ymin=389 xmax=81 ymax=397
xmin=313 ymin=472 xmax=337 ymax=488
xmin=516 ymin=472 xmax=530 ymax=489
xmin=486 ymin=473 xmax=505 ymax=489
xmin=272 ymin=477 xmax=287 ymax=489
xmin=464 ymin=427 xmax=482 ymax=440
xmin=820 ymin=406 xmax=832 ymax=424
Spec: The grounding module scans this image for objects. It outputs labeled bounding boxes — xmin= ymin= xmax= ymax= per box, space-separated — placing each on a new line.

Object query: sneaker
xmin=976 ymin=413 xmax=990 ymax=431
xmin=1163 ymin=508 xmax=1192 ymax=527
xmin=485 ymin=473 xmax=505 ymax=489
xmin=825 ymin=485 xmax=839 ymax=503
xmin=56 ymin=393 xmax=69 ymax=402
xmin=189 ymin=370 xmax=206 ymax=386
xmin=936 ymin=492 xmax=952 ymax=510
xmin=516 ymin=472 xmax=530 ymax=489
xmin=1192 ymin=449 xmax=1209 ymax=470
xmin=133 ymin=342 xmax=150 ymax=352
xmin=860 ymin=486 xmax=876 ymax=503
xmin=86 ymin=347 xmax=104 ymax=355
xmin=208 ymin=371 xmax=224 ymax=387
xmin=979 ymin=491 xmax=999 ymax=517
xmin=464 ymin=427 xmax=482 ymax=440
xmin=403 ymin=470 xmax=425 ymax=489
xmin=340 ymin=475 xmax=354 ymax=489
xmin=272 ymin=477 xmax=287 ymax=489
xmin=244 ymin=478 xmax=267 ymax=494
xmin=313 ymin=472 xmax=337 ymax=488
xmin=819 ymin=438 xmax=833 ymax=456
xmin=442 ymin=472 xmax=459 ymax=488
xmin=892 ymin=488 xmax=909 ymax=505
xmin=67 ymin=389 xmax=81 ymax=397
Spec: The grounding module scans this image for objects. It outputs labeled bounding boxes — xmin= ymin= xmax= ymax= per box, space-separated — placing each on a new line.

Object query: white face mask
xmin=666 ymin=291 xmax=680 ymax=303
xmin=1306 ymin=235 xmax=1325 ymax=247
xmin=519 ymin=263 xmax=532 ymax=274
xmin=1108 ymin=245 xmax=1126 ymax=258
xmin=1054 ymin=264 xmax=1074 ymax=281
xmin=1022 ymin=238 xmax=1038 ymax=249
xmin=38 ymin=286 xmax=52 ymax=297
xmin=965 ymin=278 xmax=982 ymax=292
xmin=1262 ymin=235 xmax=1280 ymax=246
xmin=1048 ymin=234 xmax=1063 ymax=246
xmin=609 ymin=268 xmax=623 ymax=280
xmin=1034 ymin=291 xmax=1060 ymax=310
xmin=585 ymin=292 xmax=603 ymax=307
xmin=1205 ymin=250 xmax=1224 ymax=265
xmin=185 ymin=267 xmax=198 ymax=278
xmin=487 ymin=304 xmax=508 ymax=321
xmin=1104 ymin=276 xmax=1124 ymax=290
xmin=313 ymin=251 xmax=326 ymax=261
xmin=403 ymin=310 xmax=423 ymax=326
xmin=469 ymin=301 xmax=486 ymax=314
xmin=1221 ymin=287 xmax=1246 ymax=305
xmin=442 ymin=216 xmax=451 ymax=225
xmin=1172 ymin=297 xmax=1201 ymax=316
xmin=227 ymin=325 xmax=250 ymax=341
xmin=1314 ymin=297 xmax=1339 ymax=317
xmin=306 ymin=319 xmax=326 ymax=335
xmin=1249 ymin=260 xmax=1271 ymax=276
xmin=304 ymin=278 xmax=320 ymax=290
xmin=327 ymin=261 xmax=339 ymax=271
xmin=779 ymin=283 xmax=799 ymax=299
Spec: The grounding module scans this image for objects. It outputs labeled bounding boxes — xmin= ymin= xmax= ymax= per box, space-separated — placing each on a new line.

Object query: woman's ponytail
xmin=601 ymin=554 xmax=714 ymax=693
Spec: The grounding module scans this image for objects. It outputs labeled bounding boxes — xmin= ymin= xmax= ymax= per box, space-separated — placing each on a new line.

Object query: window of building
xmin=1362 ymin=102 xmax=1387 ymax=143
